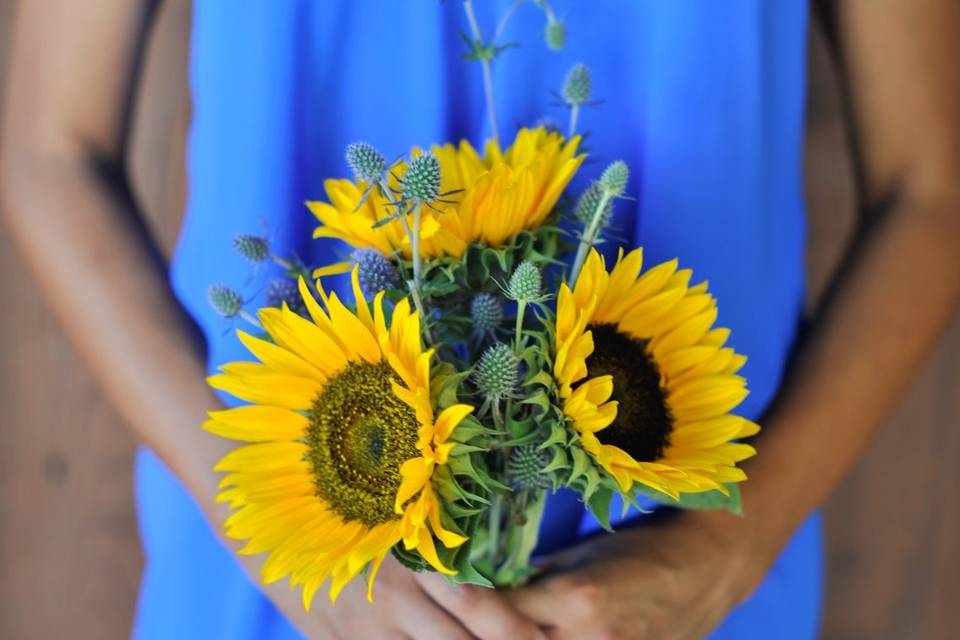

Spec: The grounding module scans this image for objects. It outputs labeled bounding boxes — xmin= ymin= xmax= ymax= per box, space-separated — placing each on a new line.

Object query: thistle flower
xmin=351 ymin=248 xmax=400 ymax=296
xmin=207 ymin=285 xmax=243 ymax=318
xmin=599 ymin=160 xmax=629 ymax=198
xmin=402 ymin=153 xmax=442 ymax=205
xmin=265 ymin=278 xmax=307 ymax=316
xmin=507 ymin=444 xmax=551 ymax=490
xmin=471 ymin=293 xmax=503 ymax=335
xmin=233 ymin=234 xmax=270 ymax=264
xmin=574 ymin=183 xmax=613 ymax=229
xmin=474 ymin=343 xmax=520 ymax=402
xmin=345 ymin=142 xmax=386 ymax=183
xmin=562 ymin=63 xmax=592 ymax=107
xmin=544 ymin=19 xmax=566 ymax=51
xmin=507 ymin=261 xmax=543 ymax=303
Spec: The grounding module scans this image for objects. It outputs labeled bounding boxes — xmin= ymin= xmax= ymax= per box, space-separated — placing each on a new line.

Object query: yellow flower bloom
xmin=206 ymin=269 xmax=473 ymax=608
xmin=553 ymin=249 xmax=758 ymax=500
xmin=308 ymin=127 xmax=583 ymax=260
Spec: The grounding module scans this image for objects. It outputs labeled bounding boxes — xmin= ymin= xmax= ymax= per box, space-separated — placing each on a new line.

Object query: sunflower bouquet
xmin=202 ymin=3 xmax=757 ymax=612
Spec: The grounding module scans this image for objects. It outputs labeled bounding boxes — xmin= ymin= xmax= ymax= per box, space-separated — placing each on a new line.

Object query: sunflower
xmin=308 ymin=127 xmax=583 ymax=261
xmin=553 ymin=248 xmax=758 ymax=500
xmin=205 ymin=270 xmax=474 ymax=608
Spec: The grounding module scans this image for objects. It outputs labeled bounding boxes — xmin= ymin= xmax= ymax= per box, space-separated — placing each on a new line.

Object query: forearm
xmin=2 ymin=150 xmax=226 ymax=510
xmin=725 ymin=191 xmax=960 ymax=567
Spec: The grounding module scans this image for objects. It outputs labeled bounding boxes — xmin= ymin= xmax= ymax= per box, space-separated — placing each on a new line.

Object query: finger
xmin=415 ymin=572 xmax=548 ymax=640
xmin=504 ymin=580 xmax=560 ymax=627
xmin=395 ymin=590 xmax=474 ymax=640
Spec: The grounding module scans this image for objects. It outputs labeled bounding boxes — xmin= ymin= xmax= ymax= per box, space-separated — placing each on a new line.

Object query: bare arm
xmin=508 ymin=1 xmax=960 ymax=637
xmin=0 ymin=0 xmax=223 ymax=515
xmin=0 ymin=3 xmax=545 ymax=638
xmin=739 ymin=0 xmax=960 ymax=573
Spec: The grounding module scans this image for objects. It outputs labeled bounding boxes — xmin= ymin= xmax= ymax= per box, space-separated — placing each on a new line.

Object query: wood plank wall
xmin=1 ymin=2 xmax=957 ymax=638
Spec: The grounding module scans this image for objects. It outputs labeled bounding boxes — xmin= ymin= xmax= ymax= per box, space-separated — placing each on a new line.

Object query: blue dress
xmin=136 ymin=2 xmax=822 ymax=637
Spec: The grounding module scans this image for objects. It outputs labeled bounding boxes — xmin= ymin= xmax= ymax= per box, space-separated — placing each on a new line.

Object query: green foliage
xmin=637 ymin=484 xmax=744 ymax=515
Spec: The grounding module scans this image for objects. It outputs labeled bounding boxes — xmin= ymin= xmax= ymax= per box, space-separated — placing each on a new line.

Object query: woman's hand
xmin=272 ymin=555 xmax=546 ymax=639
xmin=506 ymin=511 xmax=768 ymax=640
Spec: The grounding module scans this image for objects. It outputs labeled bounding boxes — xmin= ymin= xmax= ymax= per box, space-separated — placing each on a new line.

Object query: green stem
xmin=411 ymin=203 xmax=423 ymax=285
xmin=487 ymin=493 xmax=503 ymax=561
xmin=238 ymin=310 xmax=263 ymax=330
xmin=569 ymin=189 xmax=613 ymax=286
xmin=270 ymin=255 xmax=293 ymax=271
xmin=493 ymin=490 xmax=547 ymax=587
xmin=463 ymin=0 xmax=500 ymax=143
xmin=514 ymin=300 xmax=527 ymax=355
xmin=568 ymin=103 xmax=580 ymax=139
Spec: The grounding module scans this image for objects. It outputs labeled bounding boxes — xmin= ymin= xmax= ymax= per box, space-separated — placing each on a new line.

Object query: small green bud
xmin=351 ymin=248 xmax=400 ymax=296
xmin=562 ymin=63 xmax=592 ymax=106
xmin=471 ymin=293 xmax=503 ymax=334
xmin=599 ymin=160 xmax=629 ymax=198
xmin=474 ymin=343 xmax=520 ymax=401
xmin=402 ymin=152 xmax=442 ymax=204
xmin=507 ymin=261 xmax=542 ymax=302
xmin=507 ymin=444 xmax=552 ymax=490
xmin=207 ymin=284 xmax=243 ymax=318
xmin=575 ymin=183 xmax=613 ymax=229
xmin=265 ymin=279 xmax=307 ymax=316
xmin=233 ymin=234 xmax=270 ymax=263
xmin=345 ymin=142 xmax=386 ymax=183
xmin=544 ymin=19 xmax=566 ymax=51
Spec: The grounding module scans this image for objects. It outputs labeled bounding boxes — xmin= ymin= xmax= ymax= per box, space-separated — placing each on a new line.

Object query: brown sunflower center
xmin=581 ymin=323 xmax=673 ymax=462
xmin=306 ymin=361 xmax=419 ymax=526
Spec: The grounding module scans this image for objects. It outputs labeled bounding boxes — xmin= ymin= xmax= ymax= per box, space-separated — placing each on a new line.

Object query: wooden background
xmin=0 ymin=2 xmax=957 ymax=638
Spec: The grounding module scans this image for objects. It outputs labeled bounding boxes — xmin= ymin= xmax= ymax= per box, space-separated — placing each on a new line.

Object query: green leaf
xmin=640 ymin=484 xmax=743 ymax=515
xmin=586 ymin=486 xmax=615 ymax=532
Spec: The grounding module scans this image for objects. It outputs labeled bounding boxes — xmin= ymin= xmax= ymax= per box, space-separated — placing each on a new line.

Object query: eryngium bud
xmin=562 ymin=63 xmax=592 ymax=106
xmin=545 ymin=19 xmax=566 ymax=51
xmin=507 ymin=261 xmax=542 ymax=302
xmin=471 ymin=293 xmax=503 ymax=333
xmin=575 ymin=183 xmax=613 ymax=229
xmin=507 ymin=444 xmax=552 ymax=489
xmin=599 ymin=160 xmax=629 ymax=198
xmin=474 ymin=343 xmax=520 ymax=400
xmin=351 ymin=248 xmax=400 ymax=296
xmin=345 ymin=142 xmax=386 ymax=183
xmin=207 ymin=284 xmax=243 ymax=318
xmin=403 ymin=152 xmax=442 ymax=204
xmin=265 ymin=278 xmax=307 ymax=316
xmin=233 ymin=234 xmax=270 ymax=263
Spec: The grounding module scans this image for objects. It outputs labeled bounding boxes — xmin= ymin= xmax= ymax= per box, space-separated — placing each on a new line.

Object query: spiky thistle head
xmin=207 ymin=284 xmax=243 ymax=318
xmin=351 ymin=248 xmax=400 ymax=296
xmin=507 ymin=261 xmax=543 ymax=303
xmin=599 ymin=160 xmax=629 ymax=198
xmin=233 ymin=234 xmax=270 ymax=263
xmin=265 ymin=278 xmax=307 ymax=316
xmin=345 ymin=142 xmax=386 ymax=183
xmin=471 ymin=293 xmax=504 ymax=334
xmin=544 ymin=19 xmax=566 ymax=51
xmin=507 ymin=444 xmax=552 ymax=490
xmin=562 ymin=63 xmax=592 ymax=106
xmin=403 ymin=152 xmax=442 ymax=204
xmin=474 ymin=343 xmax=520 ymax=401
xmin=574 ymin=183 xmax=614 ymax=230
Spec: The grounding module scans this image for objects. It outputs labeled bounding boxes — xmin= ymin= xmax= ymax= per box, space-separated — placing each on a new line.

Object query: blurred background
xmin=0 ymin=1 xmax=957 ymax=638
